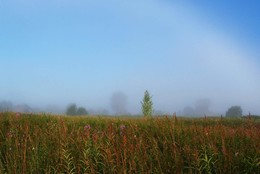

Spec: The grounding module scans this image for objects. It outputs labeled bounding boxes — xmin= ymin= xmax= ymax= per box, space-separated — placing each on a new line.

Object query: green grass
xmin=0 ymin=112 xmax=259 ymax=173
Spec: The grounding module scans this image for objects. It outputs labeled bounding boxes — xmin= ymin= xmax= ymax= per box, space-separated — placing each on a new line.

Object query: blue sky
xmin=0 ymin=0 xmax=259 ymax=115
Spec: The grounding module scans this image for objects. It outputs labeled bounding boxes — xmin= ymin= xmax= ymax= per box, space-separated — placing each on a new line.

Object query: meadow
xmin=0 ymin=112 xmax=259 ymax=173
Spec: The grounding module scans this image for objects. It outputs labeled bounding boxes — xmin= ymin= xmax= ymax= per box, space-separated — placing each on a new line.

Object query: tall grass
xmin=0 ymin=112 xmax=259 ymax=173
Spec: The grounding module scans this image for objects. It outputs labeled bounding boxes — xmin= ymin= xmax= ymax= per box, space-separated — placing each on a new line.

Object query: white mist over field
xmin=0 ymin=0 xmax=259 ymax=115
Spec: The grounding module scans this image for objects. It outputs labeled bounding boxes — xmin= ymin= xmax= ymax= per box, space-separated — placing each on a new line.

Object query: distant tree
xmin=66 ymin=104 xmax=88 ymax=116
xmin=77 ymin=107 xmax=88 ymax=115
xmin=141 ymin=90 xmax=153 ymax=117
xmin=66 ymin=104 xmax=77 ymax=116
xmin=226 ymin=106 xmax=242 ymax=117
xmin=14 ymin=104 xmax=32 ymax=113
xmin=195 ymin=98 xmax=211 ymax=116
xmin=110 ymin=92 xmax=128 ymax=115
xmin=0 ymin=101 xmax=13 ymax=112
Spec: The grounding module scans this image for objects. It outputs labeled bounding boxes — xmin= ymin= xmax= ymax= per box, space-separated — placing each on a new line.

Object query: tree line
xmin=0 ymin=91 xmax=248 ymax=117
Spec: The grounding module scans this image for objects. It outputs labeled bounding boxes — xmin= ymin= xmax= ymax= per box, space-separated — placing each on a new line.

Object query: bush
xmin=66 ymin=104 xmax=88 ymax=116
xmin=226 ymin=106 xmax=242 ymax=117
xmin=76 ymin=107 xmax=88 ymax=115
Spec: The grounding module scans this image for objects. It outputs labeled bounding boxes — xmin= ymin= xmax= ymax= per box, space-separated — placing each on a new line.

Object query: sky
xmin=0 ymin=0 xmax=260 ymax=115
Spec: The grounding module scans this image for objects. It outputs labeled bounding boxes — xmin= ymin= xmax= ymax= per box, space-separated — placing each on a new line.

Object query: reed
xmin=0 ymin=113 xmax=259 ymax=173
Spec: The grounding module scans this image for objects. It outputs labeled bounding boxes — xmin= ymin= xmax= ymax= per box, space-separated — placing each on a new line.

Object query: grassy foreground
xmin=0 ymin=113 xmax=259 ymax=173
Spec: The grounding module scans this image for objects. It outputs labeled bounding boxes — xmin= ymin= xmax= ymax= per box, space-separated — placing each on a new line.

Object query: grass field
xmin=0 ymin=112 xmax=259 ymax=173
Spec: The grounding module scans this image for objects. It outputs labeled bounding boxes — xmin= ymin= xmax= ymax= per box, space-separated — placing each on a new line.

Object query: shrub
xmin=226 ymin=106 xmax=242 ymax=117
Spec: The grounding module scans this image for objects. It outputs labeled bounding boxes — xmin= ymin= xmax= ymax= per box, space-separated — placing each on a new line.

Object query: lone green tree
xmin=226 ymin=106 xmax=242 ymax=117
xmin=141 ymin=90 xmax=153 ymax=117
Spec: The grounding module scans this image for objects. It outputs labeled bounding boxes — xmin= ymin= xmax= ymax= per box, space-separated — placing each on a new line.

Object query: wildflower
xmin=6 ymin=131 xmax=12 ymax=138
xmin=15 ymin=112 xmax=21 ymax=118
xmin=83 ymin=124 xmax=91 ymax=139
xmin=84 ymin=124 xmax=91 ymax=131
xmin=120 ymin=124 xmax=126 ymax=135
xmin=7 ymin=129 xmax=17 ymax=138
xmin=120 ymin=124 xmax=126 ymax=130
